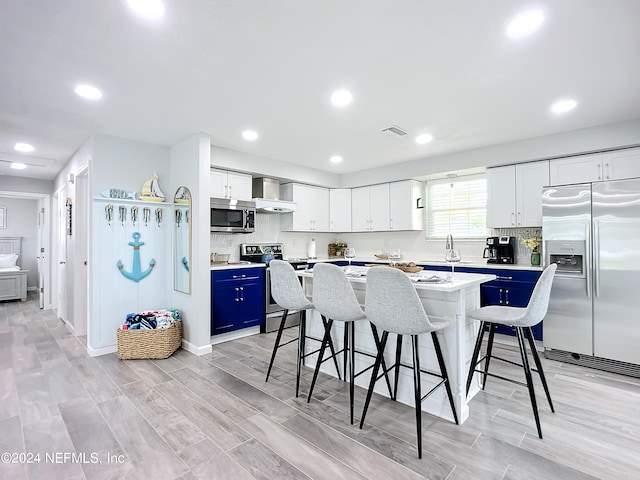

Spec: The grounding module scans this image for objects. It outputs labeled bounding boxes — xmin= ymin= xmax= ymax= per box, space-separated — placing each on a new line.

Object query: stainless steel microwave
xmin=210 ymin=199 xmax=256 ymax=233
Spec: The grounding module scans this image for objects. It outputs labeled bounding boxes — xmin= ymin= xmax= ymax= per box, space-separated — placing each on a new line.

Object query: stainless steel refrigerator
xmin=542 ymin=178 xmax=640 ymax=373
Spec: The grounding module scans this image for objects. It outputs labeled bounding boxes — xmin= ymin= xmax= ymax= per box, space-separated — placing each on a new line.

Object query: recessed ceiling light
xmin=75 ymin=84 xmax=103 ymax=100
xmin=331 ymin=89 xmax=353 ymax=107
xmin=330 ymin=155 xmax=343 ymax=164
xmin=415 ymin=134 xmax=433 ymax=145
xmin=127 ymin=0 xmax=165 ymax=19
xmin=14 ymin=142 xmax=34 ymax=152
xmin=242 ymin=130 xmax=258 ymax=141
xmin=551 ymin=99 xmax=577 ymax=114
xmin=506 ymin=9 xmax=544 ymax=39
xmin=11 ymin=163 xmax=27 ymax=170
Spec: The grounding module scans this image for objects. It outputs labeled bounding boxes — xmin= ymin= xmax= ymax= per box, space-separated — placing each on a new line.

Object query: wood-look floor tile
xmin=22 ymin=414 xmax=86 ymax=480
xmin=120 ymin=381 xmax=208 ymax=452
xmin=199 ymin=365 xmax=299 ymax=424
xmin=154 ymin=379 xmax=251 ymax=451
xmin=169 ymin=367 xmax=259 ymax=424
xmin=170 ymin=348 xmax=217 ymax=372
xmin=287 ymin=395 xmax=455 ymax=480
xmin=472 ymin=434 xmax=600 ymax=480
xmin=70 ymin=357 xmax=122 ymax=403
xmin=59 ymin=396 xmax=133 ymax=480
xmin=281 ymin=413 xmax=426 ymax=480
xmin=0 ymin=367 xmax=20 ymax=422
xmin=93 ymin=353 xmax=143 ymax=386
xmin=15 ymin=368 xmax=60 ymax=425
xmin=239 ymin=413 xmax=368 ymax=480
xmin=0 ymin=415 xmax=28 ymax=480
xmin=228 ymin=438 xmax=312 ymax=480
xmin=150 ymin=355 xmax=185 ymax=373
xmin=120 ymin=358 xmax=173 ymax=386
xmin=55 ymin=335 xmax=89 ymax=361
xmin=177 ymin=438 xmax=254 ymax=480
xmin=98 ymin=395 xmax=190 ymax=479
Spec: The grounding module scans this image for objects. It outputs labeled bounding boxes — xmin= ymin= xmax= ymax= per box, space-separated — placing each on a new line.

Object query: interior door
xmin=36 ymin=206 xmax=45 ymax=308
xmin=56 ymin=189 xmax=67 ymax=321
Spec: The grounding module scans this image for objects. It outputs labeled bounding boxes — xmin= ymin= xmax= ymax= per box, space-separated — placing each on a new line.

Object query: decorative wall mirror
xmin=174 ymin=186 xmax=192 ymax=294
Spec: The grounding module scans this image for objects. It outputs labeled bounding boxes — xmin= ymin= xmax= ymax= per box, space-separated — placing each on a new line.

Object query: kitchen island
xmin=298 ymin=267 xmax=495 ymax=424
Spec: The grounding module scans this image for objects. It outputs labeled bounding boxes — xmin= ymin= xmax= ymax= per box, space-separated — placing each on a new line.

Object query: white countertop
xmin=297 ymin=266 xmax=495 ymax=292
xmin=304 ymin=257 xmax=543 ymax=272
xmin=210 ymin=262 xmax=266 ymax=271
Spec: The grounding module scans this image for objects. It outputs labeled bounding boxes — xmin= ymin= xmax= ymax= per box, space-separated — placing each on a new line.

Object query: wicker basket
xmin=117 ymin=320 xmax=182 ymax=360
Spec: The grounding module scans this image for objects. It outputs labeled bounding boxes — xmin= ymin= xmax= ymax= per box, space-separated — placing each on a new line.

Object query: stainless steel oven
xmin=240 ymin=243 xmax=307 ymax=333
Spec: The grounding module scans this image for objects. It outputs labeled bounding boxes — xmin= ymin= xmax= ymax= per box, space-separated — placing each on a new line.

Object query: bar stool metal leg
xmin=431 ymin=331 xmax=459 ymax=425
xmin=524 ymin=327 xmax=554 ymax=412
xmin=482 ymin=323 xmax=497 ymax=391
xmin=411 ymin=335 xmax=423 ymax=459
xmin=307 ymin=317 xmax=334 ymax=402
xmin=266 ymin=309 xmax=290 ymax=383
xmin=516 ymin=326 xmax=543 ymax=439
xmin=295 ymin=310 xmax=306 ymax=397
xmin=466 ymin=321 xmax=486 ymax=395
xmin=359 ymin=331 xmax=389 ymax=428
xmin=394 ymin=334 xmax=403 ymax=400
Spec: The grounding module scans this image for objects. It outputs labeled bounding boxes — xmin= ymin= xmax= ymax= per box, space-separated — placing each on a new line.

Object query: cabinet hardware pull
xmin=511 ymin=212 xmax=515 ymax=225
xmin=496 ymin=276 xmax=513 ymax=280
xmin=597 ymin=164 xmax=601 ymax=180
xmin=232 ymin=274 xmax=247 ymax=279
xmin=605 ymin=162 xmax=610 ymax=180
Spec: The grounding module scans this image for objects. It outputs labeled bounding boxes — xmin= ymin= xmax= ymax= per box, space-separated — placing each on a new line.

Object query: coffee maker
xmin=483 ymin=236 xmax=516 ymax=264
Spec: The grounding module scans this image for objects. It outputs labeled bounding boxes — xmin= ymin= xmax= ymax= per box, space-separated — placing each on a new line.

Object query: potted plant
xmin=522 ymin=237 xmax=542 ymax=266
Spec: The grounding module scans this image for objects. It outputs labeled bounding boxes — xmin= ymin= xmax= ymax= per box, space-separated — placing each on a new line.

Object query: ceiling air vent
xmin=380 ymin=125 xmax=408 ymax=138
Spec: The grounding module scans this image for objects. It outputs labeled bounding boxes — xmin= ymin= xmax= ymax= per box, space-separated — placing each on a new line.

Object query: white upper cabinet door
xmin=515 ymin=161 xmax=549 ymax=227
xmin=369 ymin=184 xmax=391 ymax=231
xmin=280 ymin=183 xmax=329 ymax=231
xmin=549 ymin=154 xmax=603 ymax=185
xmin=604 ymin=147 xmax=640 ymax=181
xmin=351 ymin=186 xmax=371 ymax=232
xmin=329 ymin=189 xmax=351 ymax=232
xmin=486 ymin=165 xmax=517 ymax=227
xmin=389 ymin=180 xmax=424 ymax=231
xmin=210 ymin=169 xmax=228 ymax=198
xmin=210 ymin=168 xmax=252 ymax=199
xmin=226 ymin=171 xmax=253 ymax=200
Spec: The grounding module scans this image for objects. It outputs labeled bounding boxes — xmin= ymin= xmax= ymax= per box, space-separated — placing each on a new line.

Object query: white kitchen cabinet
xmin=603 ymin=147 xmax=640 ymax=181
xmin=389 ymin=180 xmax=424 ymax=231
xmin=549 ymin=154 xmax=603 ymax=185
xmin=329 ymin=189 xmax=351 ymax=232
xmin=210 ymin=168 xmax=252 ymax=200
xmin=550 ymin=149 xmax=640 ymax=185
xmin=280 ymin=183 xmax=330 ymax=232
xmin=487 ymin=161 xmax=549 ymax=228
xmin=351 ymin=184 xmax=390 ymax=231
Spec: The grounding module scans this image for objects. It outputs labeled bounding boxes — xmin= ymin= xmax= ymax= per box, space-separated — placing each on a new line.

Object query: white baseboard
xmin=87 ymin=344 xmax=117 ymax=357
xmin=210 ymin=326 xmax=260 ymax=346
xmin=181 ymin=339 xmax=213 ymax=356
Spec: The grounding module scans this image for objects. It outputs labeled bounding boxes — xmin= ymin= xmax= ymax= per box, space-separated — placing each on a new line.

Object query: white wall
xmin=340 ymin=117 xmax=640 ymax=187
xmin=0 ymin=197 xmax=38 ymax=287
xmin=171 ymin=133 xmax=213 ymax=356
xmin=212 ymin=146 xmax=341 ymax=188
xmin=86 ymin=134 xmax=172 ymax=355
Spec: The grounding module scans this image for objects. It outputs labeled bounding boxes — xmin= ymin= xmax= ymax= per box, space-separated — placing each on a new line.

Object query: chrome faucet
xmin=445 ymin=234 xmax=454 ymax=251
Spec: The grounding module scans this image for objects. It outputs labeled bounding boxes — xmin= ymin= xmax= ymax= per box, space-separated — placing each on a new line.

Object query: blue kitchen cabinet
xmin=211 ymin=267 xmax=265 ymax=335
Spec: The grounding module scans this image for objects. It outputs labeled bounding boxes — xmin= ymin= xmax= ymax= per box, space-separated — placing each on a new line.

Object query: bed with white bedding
xmin=0 ymin=238 xmax=28 ymax=302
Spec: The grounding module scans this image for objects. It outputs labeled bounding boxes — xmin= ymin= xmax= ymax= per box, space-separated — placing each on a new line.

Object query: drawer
xmin=211 ymin=267 xmax=264 ymax=285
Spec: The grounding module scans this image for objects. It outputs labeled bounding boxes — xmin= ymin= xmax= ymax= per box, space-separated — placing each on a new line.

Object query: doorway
xmin=0 ymin=190 xmax=50 ymax=309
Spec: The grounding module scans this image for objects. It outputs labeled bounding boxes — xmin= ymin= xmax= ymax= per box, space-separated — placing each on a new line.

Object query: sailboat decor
xmin=139 ymin=172 xmax=166 ymax=203
xmin=117 ymin=232 xmax=156 ymax=283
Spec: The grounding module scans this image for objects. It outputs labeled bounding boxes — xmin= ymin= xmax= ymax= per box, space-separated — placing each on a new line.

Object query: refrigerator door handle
xmin=585 ymin=220 xmax=592 ymax=298
xmin=593 ymin=219 xmax=600 ymax=298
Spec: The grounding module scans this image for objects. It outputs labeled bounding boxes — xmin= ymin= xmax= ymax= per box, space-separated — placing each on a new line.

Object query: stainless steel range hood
xmin=252 ymin=178 xmax=296 ymax=213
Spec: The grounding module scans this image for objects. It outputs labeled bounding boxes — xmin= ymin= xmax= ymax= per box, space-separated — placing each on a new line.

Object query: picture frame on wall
xmin=0 ymin=206 xmax=6 ymax=229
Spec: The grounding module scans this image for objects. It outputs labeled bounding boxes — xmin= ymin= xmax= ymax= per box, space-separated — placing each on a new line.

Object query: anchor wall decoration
xmin=117 ymin=232 xmax=156 ymax=282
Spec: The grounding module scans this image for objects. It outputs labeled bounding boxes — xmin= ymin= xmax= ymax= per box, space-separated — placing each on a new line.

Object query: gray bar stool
xmin=360 ymin=266 xmax=458 ymax=459
xmin=465 ymin=263 xmax=557 ymax=438
xmin=307 ymin=263 xmax=392 ymax=424
xmin=266 ymin=260 xmax=341 ymax=397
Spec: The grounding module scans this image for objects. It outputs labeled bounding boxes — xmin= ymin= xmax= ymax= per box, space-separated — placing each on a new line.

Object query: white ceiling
xmin=1 ymin=0 xmax=640 ymax=180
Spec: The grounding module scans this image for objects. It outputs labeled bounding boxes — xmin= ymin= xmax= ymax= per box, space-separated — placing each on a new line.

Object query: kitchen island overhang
xmin=297 ymin=268 xmax=496 ymax=424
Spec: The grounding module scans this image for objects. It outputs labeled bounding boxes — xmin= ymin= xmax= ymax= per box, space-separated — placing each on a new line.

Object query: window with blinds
xmin=426 ymin=175 xmax=488 ymax=238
